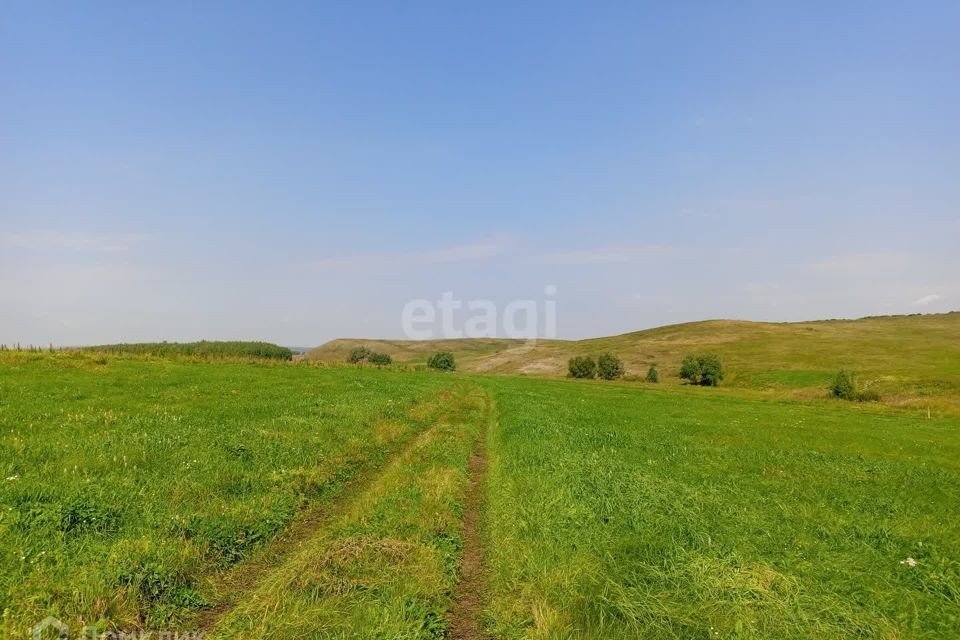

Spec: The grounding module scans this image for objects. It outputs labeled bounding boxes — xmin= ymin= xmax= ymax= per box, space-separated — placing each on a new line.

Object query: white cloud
xmin=307 ymin=235 xmax=515 ymax=272
xmin=0 ymin=231 xmax=145 ymax=252
xmin=914 ymin=293 xmax=943 ymax=306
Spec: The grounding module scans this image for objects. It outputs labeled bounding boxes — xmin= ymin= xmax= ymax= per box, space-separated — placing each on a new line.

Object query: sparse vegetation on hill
xmin=347 ymin=346 xmax=392 ymax=366
xmin=347 ymin=346 xmax=372 ymax=363
xmin=367 ymin=352 xmax=392 ymax=366
xmin=304 ymin=312 xmax=960 ymax=416
xmin=82 ymin=341 xmax=293 ymax=360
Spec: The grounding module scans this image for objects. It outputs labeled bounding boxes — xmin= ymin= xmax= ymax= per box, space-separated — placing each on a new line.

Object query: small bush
xmin=646 ymin=366 xmax=659 ymax=383
xmin=367 ymin=352 xmax=392 ymax=366
xmin=679 ymin=354 xmax=724 ymax=386
xmin=597 ymin=353 xmax=624 ymax=380
xmin=427 ymin=351 xmax=456 ymax=371
xmin=568 ymin=356 xmax=597 ymax=379
xmin=830 ymin=370 xmax=857 ymax=400
xmin=347 ymin=346 xmax=372 ymax=364
xmin=856 ymin=388 xmax=882 ymax=402
xmin=830 ymin=370 xmax=882 ymax=402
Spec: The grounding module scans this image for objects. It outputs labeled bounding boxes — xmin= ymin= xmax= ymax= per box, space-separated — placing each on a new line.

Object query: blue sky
xmin=2 ymin=1 xmax=958 ymax=345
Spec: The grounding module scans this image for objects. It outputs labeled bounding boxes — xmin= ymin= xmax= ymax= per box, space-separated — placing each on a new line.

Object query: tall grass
xmin=480 ymin=376 xmax=960 ymax=638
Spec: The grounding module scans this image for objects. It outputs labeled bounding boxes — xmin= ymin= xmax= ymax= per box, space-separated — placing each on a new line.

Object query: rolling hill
xmin=307 ymin=311 xmax=960 ymax=414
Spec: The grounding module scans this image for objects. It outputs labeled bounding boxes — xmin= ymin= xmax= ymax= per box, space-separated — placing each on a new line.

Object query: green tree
xmin=646 ymin=365 xmax=659 ymax=383
xmin=597 ymin=353 xmax=624 ymax=380
xmin=367 ymin=352 xmax=392 ymax=366
xmin=427 ymin=351 xmax=456 ymax=371
xmin=679 ymin=354 xmax=724 ymax=386
xmin=347 ymin=346 xmax=372 ymax=364
xmin=568 ymin=356 xmax=597 ymax=379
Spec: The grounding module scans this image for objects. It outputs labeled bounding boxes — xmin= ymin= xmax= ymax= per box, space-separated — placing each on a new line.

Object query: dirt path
xmin=447 ymin=397 xmax=492 ymax=640
xmin=189 ymin=395 xmax=451 ymax=633
xmin=190 ymin=385 xmax=495 ymax=638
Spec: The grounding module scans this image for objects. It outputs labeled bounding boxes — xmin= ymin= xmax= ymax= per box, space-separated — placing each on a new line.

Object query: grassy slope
xmin=308 ymin=312 xmax=960 ymax=414
xmin=306 ymin=337 xmax=529 ymax=368
xmin=481 ymin=376 xmax=960 ymax=639
xmin=0 ymin=351 xmax=453 ymax=634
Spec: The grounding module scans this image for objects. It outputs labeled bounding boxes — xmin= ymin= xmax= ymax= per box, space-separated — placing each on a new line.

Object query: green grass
xmin=0 ymin=351 xmax=452 ymax=634
xmin=480 ymin=376 xmax=960 ymax=639
xmin=210 ymin=382 xmax=488 ymax=639
xmin=3 ymin=349 xmax=959 ymax=638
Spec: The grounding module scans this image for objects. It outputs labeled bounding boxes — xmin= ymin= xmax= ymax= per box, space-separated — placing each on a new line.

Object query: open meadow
xmin=481 ymin=376 xmax=960 ymax=639
xmin=2 ymin=336 xmax=959 ymax=639
xmin=7 ymin=3 xmax=958 ymax=638
xmin=0 ymin=351 xmax=455 ymax=633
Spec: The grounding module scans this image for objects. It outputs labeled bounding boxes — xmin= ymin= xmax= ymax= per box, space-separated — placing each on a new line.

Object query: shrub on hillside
xmin=679 ymin=354 xmax=724 ymax=386
xmin=427 ymin=351 xmax=456 ymax=371
xmin=568 ymin=356 xmax=597 ymax=379
xmin=646 ymin=365 xmax=659 ymax=383
xmin=830 ymin=370 xmax=881 ymax=402
xmin=347 ymin=346 xmax=372 ymax=364
xmin=367 ymin=352 xmax=392 ymax=366
xmin=597 ymin=353 xmax=624 ymax=380
xmin=830 ymin=370 xmax=857 ymax=400
xmin=856 ymin=388 xmax=882 ymax=402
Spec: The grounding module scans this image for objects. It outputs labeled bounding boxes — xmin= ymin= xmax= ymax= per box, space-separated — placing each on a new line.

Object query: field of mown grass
xmin=481 ymin=376 xmax=960 ymax=639
xmin=0 ymin=351 xmax=454 ymax=634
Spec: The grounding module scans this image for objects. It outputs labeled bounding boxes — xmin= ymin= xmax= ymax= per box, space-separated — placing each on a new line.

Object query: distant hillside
xmin=307 ymin=312 xmax=960 ymax=413
xmin=307 ymin=337 xmax=532 ymax=368
xmin=84 ymin=341 xmax=293 ymax=360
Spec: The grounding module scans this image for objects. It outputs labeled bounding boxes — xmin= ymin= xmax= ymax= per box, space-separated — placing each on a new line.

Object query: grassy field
xmin=481 ymin=376 xmax=960 ymax=639
xmin=209 ymin=382 xmax=488 ymax=639
xmin=0 ymin=351 xmax=454 ymax=634
xmin=2 ymin=341 xmax=959 ymax=638
xmin=307 ymin=312 xmax=960 ymax=416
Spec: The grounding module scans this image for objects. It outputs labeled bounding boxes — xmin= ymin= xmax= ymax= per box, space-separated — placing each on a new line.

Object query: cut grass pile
xmin=481 ymin=376 xmax=960 ymax=639
xmin=0 ymin=351 xmax=453 ymax=634
xmin=210 ymin=381 xmax=487 ymax=639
